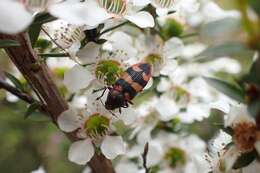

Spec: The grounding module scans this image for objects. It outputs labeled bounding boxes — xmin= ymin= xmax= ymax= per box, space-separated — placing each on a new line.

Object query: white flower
xmin=205 ymin=130 xmax=240 ymax=173
xmin=135 ymin=34 xmax=180 ymax=76
xmin=31 ymin=166 xmax=46 ymax=173
xmin=43 ymin=20 xmax=86 ymax=57
xmin=49 ymin=0 xmax=154 ymax=28
xmin=0 ymin=0 xmax=33 ymax=34
xmin=0 ymin=0 xmax=56 ymax=34
xmin=225 ymin=105 xmax=255 ymax=128
xmin=58 ymin=106 xmax=125 ymax=164
xmin=63 ymin=65 xmax=95 ymax=93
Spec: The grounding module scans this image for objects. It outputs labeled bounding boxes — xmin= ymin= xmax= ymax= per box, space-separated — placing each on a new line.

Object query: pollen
xmin=95 ymin=60 xmax=123 ymax=85
xmin=84 ymin=113 xmax=110 ymax=139
xmin=233 ymin=122 xmax=257 ymax=153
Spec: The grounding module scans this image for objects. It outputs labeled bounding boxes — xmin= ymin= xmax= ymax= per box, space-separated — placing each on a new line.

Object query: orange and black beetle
xmin=96 ymin=62 xmax=151 ymax=113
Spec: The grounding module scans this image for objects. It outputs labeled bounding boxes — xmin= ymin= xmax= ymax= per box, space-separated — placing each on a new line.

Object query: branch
xmin=142 ymin=142 xmax=150 ymax=173
xmin=0 ymin=33 xmax=115 ymax=173
xmin=0 ymin=78 xmax=34 ymax=104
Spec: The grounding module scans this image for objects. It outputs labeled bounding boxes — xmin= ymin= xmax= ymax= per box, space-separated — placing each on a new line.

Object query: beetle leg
xmin=128 ymin=100 xmax=134 ymax=105
xmin=96 ymin=87 xmax=107 ymax=100
xmin=122 ymin=103 xmax=129 ymax=108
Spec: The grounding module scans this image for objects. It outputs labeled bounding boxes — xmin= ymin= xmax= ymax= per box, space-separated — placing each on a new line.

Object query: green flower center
xmin=144 ymin=54 xmax=163 ymax=65
xmin=164 ymin=147 xmax=187 ymax=168
xmin=95 ymin=60 xmax=123 ymax=85
xmin=161 ymin=18 xmax=183 ymax=40
xmin=99 ymin=0 xmax=126 ymax=15
xmin=84 ymin=114 xmax=110 ymax=138
xmin=172 ymin=86 xmax=190 ymax=103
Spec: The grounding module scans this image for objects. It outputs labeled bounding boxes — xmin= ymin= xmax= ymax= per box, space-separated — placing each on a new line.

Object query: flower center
xmin=99 ymin=0 xmax=127 ymax=15
xmin=172 ymin=86 xmax=190 ymax=104
xmin=164 ymin=147 xmax=187 ymax=168
xmin=84 ymin=113 xmax=110 ymax=138
xmin=95 ymin=60 xmax=123 ymax=85
xmin=154 ymin=0 xmax=174 ymax=8
xmin=233 ymin=122 xmax=257 ymax=153
xmin=144 ymin=54 xmax=163 ymax=65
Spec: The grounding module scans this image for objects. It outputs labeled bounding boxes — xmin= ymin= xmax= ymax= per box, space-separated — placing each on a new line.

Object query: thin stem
xmin=100 ymin=21 xmax=129 ymax=35
xmin=180 ymin=32 xmax=198 ymax=38
xmin=0 ymin=78 xmax=35 ymax=104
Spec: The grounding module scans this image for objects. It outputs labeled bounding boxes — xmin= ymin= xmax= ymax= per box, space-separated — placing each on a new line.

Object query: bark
xmin=0 ymin=33 xmax=115 ymax=173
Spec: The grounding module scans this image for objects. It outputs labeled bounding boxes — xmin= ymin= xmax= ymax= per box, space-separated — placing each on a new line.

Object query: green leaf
xmin=5 ymin=72 xmax=26 ymax=92
xmin=28 ymin=12 xmax=56 ymax=47
xmin=248 ymin=0 xmax=260 ymax=16
xmin=28 ymin=24 xmax=42 ymax=47
xmin=244 ymin=58 xmax=260 ymax=85
xmin=195 ymin=42 xmax=254 ymax=61
xmin=24 ymin=102 xmax=41 ymax=119
xmin=233 ymin=151 xmax=257 ymax=169
xmin=200 ymin=18 xmax=241 ymax=41
xmin=203 ymin=77 xmax=245 ymax=103
xmin=31 ymin=12 xmax=57 ymax=26
xmin=0 ymin=40 xmax=20 ymax=48
xmin=248 ymin=101 xmax=260 ymax=118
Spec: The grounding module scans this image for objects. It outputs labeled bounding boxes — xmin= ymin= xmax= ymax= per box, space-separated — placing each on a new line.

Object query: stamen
xmin=154 ymin=0 xmax=174 ymax=8
xmin=99 ymin=0 xmax=127 ymax=15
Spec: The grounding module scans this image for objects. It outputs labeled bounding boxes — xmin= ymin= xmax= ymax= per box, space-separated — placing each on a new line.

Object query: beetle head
xmin=105 ymin=89 xmax=124 ymax=110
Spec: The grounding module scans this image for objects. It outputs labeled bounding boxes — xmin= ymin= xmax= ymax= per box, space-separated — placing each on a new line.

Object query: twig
xmin=0 ymin=78 xmax=34 ymax=104
xmin=100 ymin=21 xmax=129 ymax=35
xmin=0 ymin=32 xmax=115 ymax=173
xmin=142 ymin=142 xmax=150 ymax=173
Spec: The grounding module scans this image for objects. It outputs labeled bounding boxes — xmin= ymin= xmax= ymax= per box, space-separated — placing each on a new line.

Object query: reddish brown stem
xmin=0 ymin=33 xmax=115 ymax=173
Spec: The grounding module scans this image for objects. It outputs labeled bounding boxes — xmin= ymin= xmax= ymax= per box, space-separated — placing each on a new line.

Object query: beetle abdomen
xmin=115 ymin=63 xmax=151 ymax=99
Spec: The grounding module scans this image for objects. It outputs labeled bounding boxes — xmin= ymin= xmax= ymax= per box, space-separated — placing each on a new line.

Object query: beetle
xmin=96 ymin=62 xmax=152 ymax=113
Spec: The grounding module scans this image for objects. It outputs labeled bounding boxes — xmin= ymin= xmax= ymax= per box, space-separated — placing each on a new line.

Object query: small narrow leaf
xmin=28 ymin=12 xmax=57 ymax=47
xmin=31 ymin=12 xmax=57 ymax=26
xmin=5 ymin=72 xmax=25 ymax=92
xmin=0 ymin=40 xmax=20 ymax=48
xmin=29 ymin=24 xmax=42 ymax=47
xmin=24 ymin=102 xmax=41 ymax=119
xmin=203 ymin=77 xmax=245 ymax=103
xmin=195 ymin=42 xmax=253 ymax=62
xmin=233 ymin=151 xmax=257 ymax=169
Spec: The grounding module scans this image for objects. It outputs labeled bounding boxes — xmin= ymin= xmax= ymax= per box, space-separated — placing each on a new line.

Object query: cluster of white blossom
xmin=1 ymin=0 xmax=259 ymax=173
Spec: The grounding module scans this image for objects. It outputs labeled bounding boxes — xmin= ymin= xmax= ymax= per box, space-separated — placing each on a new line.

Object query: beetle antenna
xmin=95 ymin=87 xmax=107 ymax=100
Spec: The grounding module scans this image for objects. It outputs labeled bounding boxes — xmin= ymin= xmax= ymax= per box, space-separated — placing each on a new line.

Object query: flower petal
xmin=118 ymin=107 xmax=137 ymax=125
xmin=132 ymin=0 xmax=151 ymax=7
xmin=64 ymin=65 xmax=95 ymax=92
xmin=163 ymin=37 xmax=184 ymax=59
xmin=147 ymin=142 xmax=163 ymax=167
xmin=156 ymin=8 xmax=169 ymax=16
xmin=101 ymin=136 xmax=125 ymax=159
xmin=57 ymin=108 xmax=81 ymax=132
xmin=77 ymin=42 xmax=101 ymax=64
xmin=124 ymin=11 xmax=154 ymax=28
xmin=0 ymin=1 xmax=33 ymax=34
xmin=49 ymin=0 xmax=110 ymax=26
xmin=68 ymin=139 xmax=95 ymax=165
xmin=155 ymin=95 xmax=179 ymax=121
